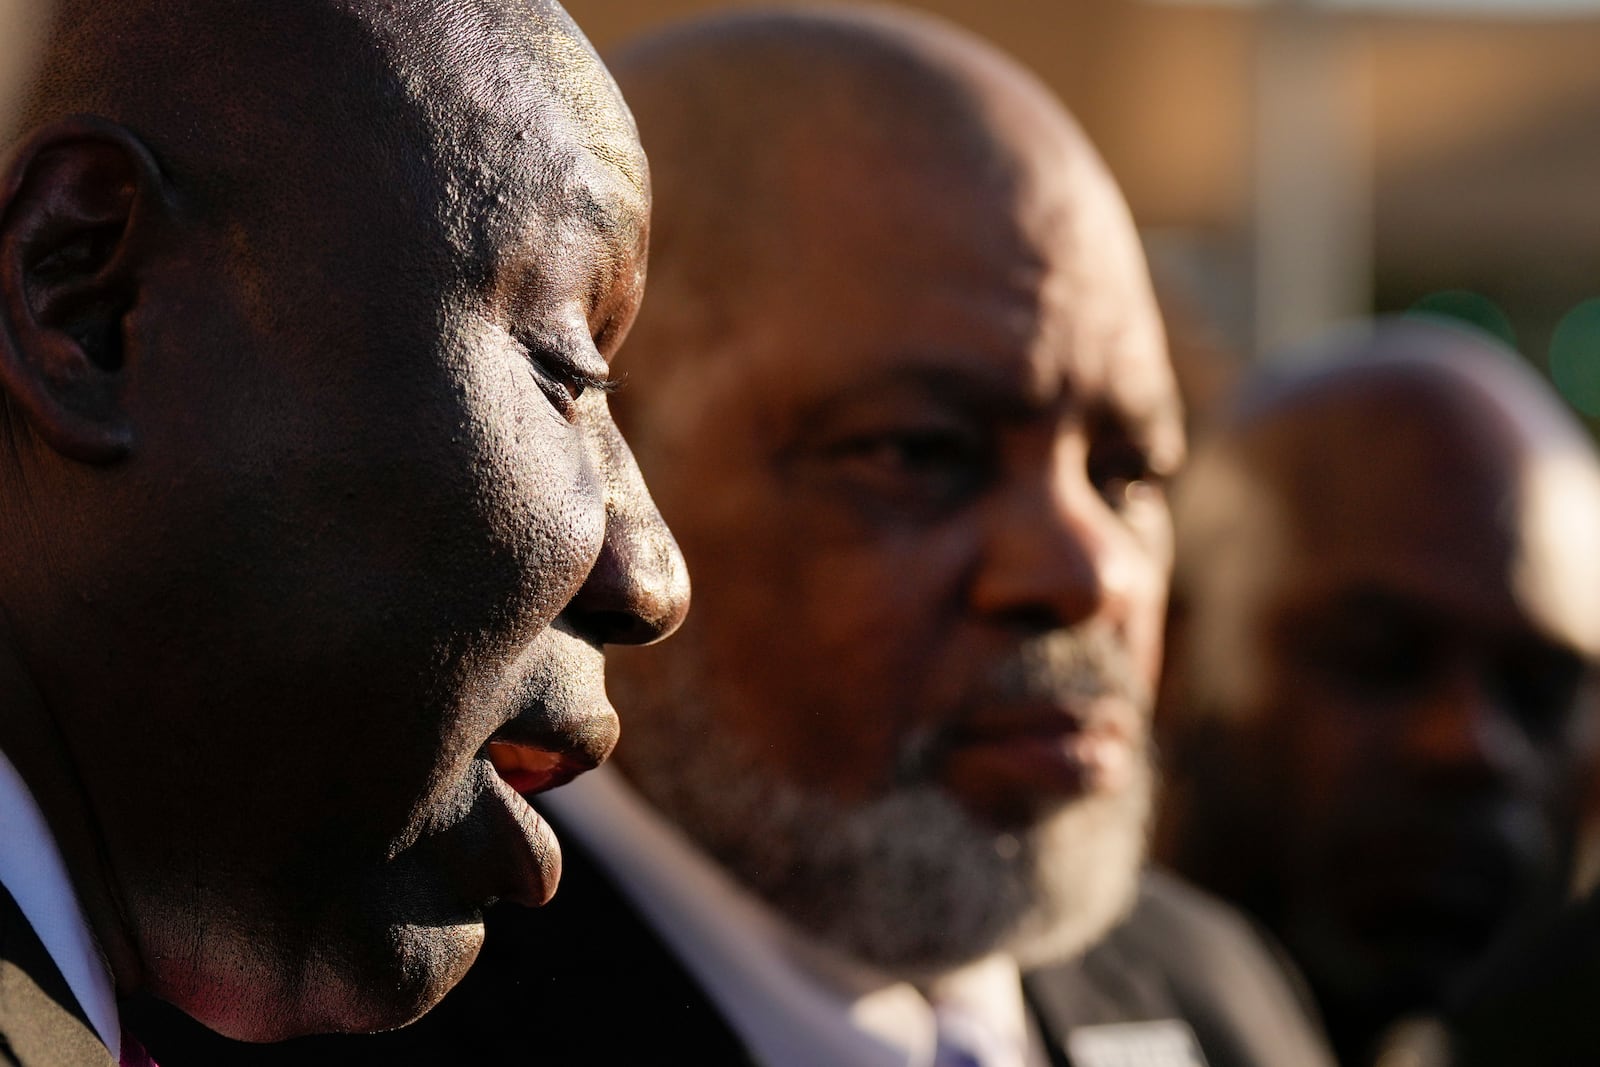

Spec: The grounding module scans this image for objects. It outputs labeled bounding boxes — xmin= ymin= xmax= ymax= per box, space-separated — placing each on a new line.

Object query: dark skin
xmin=0 ymin=0 xmax=686 ymax=1044
xmin=1158 ymin=322 xmax=1600 ymax=1063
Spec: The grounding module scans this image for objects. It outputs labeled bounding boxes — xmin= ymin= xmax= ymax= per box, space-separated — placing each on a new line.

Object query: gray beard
xmin=616 ymin=638 xmax=1153 ymax=976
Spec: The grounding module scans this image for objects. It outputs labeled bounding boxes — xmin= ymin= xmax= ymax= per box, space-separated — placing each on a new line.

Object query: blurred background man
xmin=1157 ymin=318 xmax=1600 ymax=1064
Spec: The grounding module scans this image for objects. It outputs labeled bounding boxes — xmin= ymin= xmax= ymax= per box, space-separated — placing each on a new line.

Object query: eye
xmin=1087 ymin=438 xmax=1164 ymax=512
xmin=513 ymin=333 xmax=615 ymax=420
xmin=1305 ymin=617 xmax=1436 ymax=702
xmin=813 ymin=423 xmax=990 ymax=518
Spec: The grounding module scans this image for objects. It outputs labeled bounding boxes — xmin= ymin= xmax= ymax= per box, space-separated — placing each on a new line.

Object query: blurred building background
xmin=569 ymin=0 xmax=1600 ymax=428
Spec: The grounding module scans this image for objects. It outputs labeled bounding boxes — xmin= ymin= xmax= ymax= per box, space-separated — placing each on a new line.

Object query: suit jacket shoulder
xmin=1437 ymin=886 xmax=1600 ymax=1067
xmin=0 ymin=883 xmax=114 ymax=1067
xmin=1026 ymin=869 xmax=1337 ymax=1067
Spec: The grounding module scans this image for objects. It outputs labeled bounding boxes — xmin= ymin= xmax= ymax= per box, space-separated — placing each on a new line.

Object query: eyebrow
xmin=801 ymin=355 xmax=1186 ymax=467
xmin=825 ymin=357 xmax=1041 ymax=412
xmin=832 ymin=355 xmax=1178 ymax=428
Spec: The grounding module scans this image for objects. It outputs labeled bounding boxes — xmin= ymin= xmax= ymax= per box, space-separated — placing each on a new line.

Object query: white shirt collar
xmin=0 ymin=746 xmax=120 ymax=1058
xmin=540 ymin=765 xmax=1041 ymax=1067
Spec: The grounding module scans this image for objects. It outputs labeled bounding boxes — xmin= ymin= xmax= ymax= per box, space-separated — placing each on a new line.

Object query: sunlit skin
xmin=1158 ymin=321 xmax=1600 ymax=1062
xmin=0 ymin=0 xmax=686 ymax=1042
xmin=607 ymin=9 xmax=1184 ymax=840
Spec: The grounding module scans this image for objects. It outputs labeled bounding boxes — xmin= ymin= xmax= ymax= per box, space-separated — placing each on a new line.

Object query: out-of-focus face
xmin=15 ymin=3 xmax=686 ymax=1040
xmin=1174 ymin=377 xmax=1600 ymax=1026
xmin=612 ymin=93 xmax=1184 ymax=970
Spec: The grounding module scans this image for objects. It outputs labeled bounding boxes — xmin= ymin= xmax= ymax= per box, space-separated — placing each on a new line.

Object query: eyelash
xmin=515 ymin=337 xmax=618 ymax=418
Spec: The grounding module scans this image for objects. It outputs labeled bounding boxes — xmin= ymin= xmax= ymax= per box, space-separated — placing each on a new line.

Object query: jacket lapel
xmin=0 ymin=881 xmax=115 ymax=1067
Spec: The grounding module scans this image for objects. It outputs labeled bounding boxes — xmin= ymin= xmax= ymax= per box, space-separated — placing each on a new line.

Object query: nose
xmin=967 ymin=449 xmax=1135 ymax=631
xmin=561 ymin=423 xmax=691 ymax=646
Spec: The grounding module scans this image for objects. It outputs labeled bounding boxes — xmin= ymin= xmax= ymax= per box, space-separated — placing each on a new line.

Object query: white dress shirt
xmin=0 ymin=746 xmax=120 ymax=1059
xmin=541 ymin=766 xmax=1047 ymax=1067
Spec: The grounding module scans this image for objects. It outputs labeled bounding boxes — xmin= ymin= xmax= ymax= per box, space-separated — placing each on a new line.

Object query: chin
xmin=295 ymin=919 xmax=487 ymax=1039
xmin=158 ymin=917 xmax=486 ymax=1043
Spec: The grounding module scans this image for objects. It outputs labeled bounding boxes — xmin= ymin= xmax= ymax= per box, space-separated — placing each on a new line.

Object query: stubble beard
xmin=615 ymin=634 xmax=1154 ymax=977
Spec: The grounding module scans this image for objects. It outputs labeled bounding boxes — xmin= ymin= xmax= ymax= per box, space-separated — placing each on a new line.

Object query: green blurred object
xmin=1549 ymin=299 xmax=1600 ymax=418
xmin=1406 ymin=291 xmax=1517 ymax=350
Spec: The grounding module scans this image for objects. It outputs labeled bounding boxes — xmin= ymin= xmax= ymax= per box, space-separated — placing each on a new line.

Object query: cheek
xmin=1128 ymin=576 xmax=1170 ymax=691
xmin=1126 ymin=510 xmax=1176 ymax=682
xmin=682 ymin=523 xmax=963 ymax=795
xmin=458 ymin=352 xmax=607 ymax=627
xmin=1258 ymin=688 xmax=1369 ymax=835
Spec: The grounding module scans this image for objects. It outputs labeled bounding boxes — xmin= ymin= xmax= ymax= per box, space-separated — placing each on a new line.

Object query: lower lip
xmin=480 ymin=769 xmax=564 ymax=908
xmin=941 ymin=729 xmax=1134 ymax=807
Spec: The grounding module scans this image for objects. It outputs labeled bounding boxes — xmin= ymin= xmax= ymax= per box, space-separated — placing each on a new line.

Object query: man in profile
xmin=173 ymin=9 xmax=1333 ymax=1066
xmin=0 ymin=1 xmax=688 ymax=1063
xmin=1157 ymin=319 xmax=1600 ymax=1064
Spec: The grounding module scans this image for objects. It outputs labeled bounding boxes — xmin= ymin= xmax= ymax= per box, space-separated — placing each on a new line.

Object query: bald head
xmin=0 ymin=0 xmax=689 ymax=1045
xmin=1162 ymin=319 xmax=1600 ymax=1057
xmin=606 ymin=8 xmax=1161 ymax=447
xmin=7 ymin=0 xmax=643 ymax=281
xmin=609 ymin=6 xmax=1052 ymax=255
xmin=1178 ymin=320 xmax=1600 ymax=712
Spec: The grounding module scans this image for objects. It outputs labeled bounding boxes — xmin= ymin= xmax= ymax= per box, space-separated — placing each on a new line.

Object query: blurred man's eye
xmin=1330 ymin=633 xmax=1432 ymax=699
xmin=1295 ymin=606 xmax=1436 ymax=702
xmin=1490 ymin=643 xmax=1586 ymax=741
xmin=1087 ymin=438 xmax=1164 ymax=513
xmin=819 ymin=425 xmax=990 ymax=513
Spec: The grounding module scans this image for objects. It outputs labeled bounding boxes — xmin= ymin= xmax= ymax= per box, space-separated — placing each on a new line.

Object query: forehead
xmin=716 ymin=129 xmax=1179 ymax=448
xmin=1247 ymin=394 xmax=1600 ymax=654
xmin=369 ymin=0 xmax=648 ymax=270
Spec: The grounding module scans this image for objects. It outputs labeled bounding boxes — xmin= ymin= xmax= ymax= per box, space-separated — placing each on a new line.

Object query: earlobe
xmin=0 ymin=117 xmax=164 ymax=464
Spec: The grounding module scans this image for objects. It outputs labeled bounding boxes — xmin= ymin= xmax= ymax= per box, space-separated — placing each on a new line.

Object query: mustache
xmin=895 ymin=629 xmax=1151 ymax=785
xmin=984 ymin=628 xmax=1150 ymax=709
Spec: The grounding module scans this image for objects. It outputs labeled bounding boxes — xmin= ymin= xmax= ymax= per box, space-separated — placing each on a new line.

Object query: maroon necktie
xmin=119 ymin=1026 xmax=159 ymax=1067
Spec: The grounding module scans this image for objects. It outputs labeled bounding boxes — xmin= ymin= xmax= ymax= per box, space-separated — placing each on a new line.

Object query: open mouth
xmin=485 ymin=741 xmax=588 ymax=796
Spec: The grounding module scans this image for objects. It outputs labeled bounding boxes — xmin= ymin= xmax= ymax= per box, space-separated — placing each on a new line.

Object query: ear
xmin=0 ymin=117 xmax=165 ymax=464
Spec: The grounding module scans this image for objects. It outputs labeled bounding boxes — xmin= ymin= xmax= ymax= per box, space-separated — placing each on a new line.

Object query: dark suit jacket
xmin=1030 ymin=869 xmax=1336 ymax=1067
xmin=131 ymin=832 xmax=1334 ymax=1066
xmin=0 ymin=882 xmax=114 ymax=1067
xmin=1431 ymin=887 xmax=1600 ymax=1067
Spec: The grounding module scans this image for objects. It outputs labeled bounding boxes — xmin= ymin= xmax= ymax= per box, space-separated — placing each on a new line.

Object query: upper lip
xmin=479 ymin=625 xmax=622 ymax=795
xmin=482 ymin=699 xmax=619 ymax=796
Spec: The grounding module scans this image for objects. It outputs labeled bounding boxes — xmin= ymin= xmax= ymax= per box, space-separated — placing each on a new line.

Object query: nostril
xmin=564 ymin=558 xmax=690 ymax=647
xmin=586 ymin=609 xmax=662 ymax=647
xmin=567 ymin=480 xmax=692 ymax=646
xmin=994 ymin=604 xmax=1068 ymax=634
